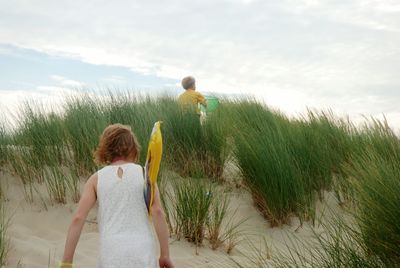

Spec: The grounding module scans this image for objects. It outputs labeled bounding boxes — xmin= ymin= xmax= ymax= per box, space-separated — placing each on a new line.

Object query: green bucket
xmin=200 ymin=96 xmax=219 ymax=113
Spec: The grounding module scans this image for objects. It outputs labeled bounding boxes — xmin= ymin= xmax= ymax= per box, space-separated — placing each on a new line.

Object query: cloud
xmin=0 ymin=0 xmax=399 ymax=127
xmin=50 ymin=75 xmax=65 ymax=81
xmin=50 ymin=75 xmax=86 ymax=88
xmin=100 ymin=75 xmax=126 ymax=84
xmin=60 ymin=79 xmax=85 ymax=88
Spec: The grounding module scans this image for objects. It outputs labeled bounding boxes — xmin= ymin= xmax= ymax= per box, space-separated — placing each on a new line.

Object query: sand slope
xmin=1 ymin=170 xmax=340 ymax=268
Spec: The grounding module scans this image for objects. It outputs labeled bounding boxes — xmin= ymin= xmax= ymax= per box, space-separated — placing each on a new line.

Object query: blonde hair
xmin=94 ymin=124 xmax=141 ymax=165
xmin=181 ymin=76 xmax=196 ymax=90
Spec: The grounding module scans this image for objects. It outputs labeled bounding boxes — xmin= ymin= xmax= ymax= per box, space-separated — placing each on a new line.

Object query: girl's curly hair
xmin=94 ymin=124 xmax=141 ymax=165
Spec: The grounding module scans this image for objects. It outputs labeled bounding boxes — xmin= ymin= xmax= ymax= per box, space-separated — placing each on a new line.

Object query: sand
xmin=1 ymin=169 xmax=341 ymax=268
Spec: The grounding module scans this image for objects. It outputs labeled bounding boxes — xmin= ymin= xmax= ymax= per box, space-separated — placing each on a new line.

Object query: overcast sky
xmin=0 ymin=0 xmax=399 ymax=130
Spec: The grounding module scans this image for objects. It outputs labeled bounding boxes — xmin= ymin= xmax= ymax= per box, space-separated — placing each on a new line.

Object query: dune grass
xmin=349 ymin=153 xmax=400 ymax=266
xmin=207 ymin=196 xmax=248 ymax=253
xmin=228 ymin=99 xmax=363 ymax=227
xmin=169 ymin=178 xmax=214 ymax=247
xmin=0 ymin=91 xmax=399 ymax=265
xmin=207 ymin=195 xmax=229 ymax=249
xmin=3 ymin=94 xmax=395 ymax=222
xmin=344 ymin=121 xmax=400 ymax=266
xmin=0 ymin=124 xmax=8 ymax=167
xmin=231 ymin=100 xmax=317 ymax=226
xmin=273 ymin=220 xmax=384 ymax=268
xmin=15 ymin=104 xmax=67 ymax=172
xmin=233 ymin=212 xmax=385 ymax=268
xmin=159 ymin=107 xmax=204 ymax=177
xmin=200 ymin=107 xmax=230 ymax=180
xmin=161 ymin=104 xmax=228 ymax=180
xmin=0 ymin=196 xmax=9 ymax=266
xmin=7 ymin=147 xmax=38 ymax=202
xmin=161 ymin=174 xmax=245 ymax=253
xmin=2 ymin=93 xmax=229 ymax=206
xmin=62 ymin=93 xmax=229 ymax=180
xmin=43 ymin=165 xmax=68 ymax=204
xmin=63 ymin=95 xmax=107 ymax=175
xmin=291 ymin=111 xmax=355 ymax=201
xmin=245 ymin=119 xmax=400 ymax=267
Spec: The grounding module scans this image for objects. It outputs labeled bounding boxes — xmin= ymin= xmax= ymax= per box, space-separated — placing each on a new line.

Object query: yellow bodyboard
xmin=144 ymin=121 xmax=163 ymax=219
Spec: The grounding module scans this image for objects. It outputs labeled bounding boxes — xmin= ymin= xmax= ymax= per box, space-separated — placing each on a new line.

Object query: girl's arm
xmin=61 ymin=173 xmax=97 ymax=266
xmin=152 ymin=184 xmax=174 ymax=268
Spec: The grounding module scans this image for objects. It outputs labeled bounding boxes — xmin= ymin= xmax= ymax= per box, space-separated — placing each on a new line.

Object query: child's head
xmin=181 ymin=76 xmax=196 ymax=90
xmin=94 ymin=124 xmax=141 ymax=165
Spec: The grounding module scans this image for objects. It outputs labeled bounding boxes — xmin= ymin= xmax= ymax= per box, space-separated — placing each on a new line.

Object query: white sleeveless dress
xmin=97 ymin=163 xmax=157 ymax=268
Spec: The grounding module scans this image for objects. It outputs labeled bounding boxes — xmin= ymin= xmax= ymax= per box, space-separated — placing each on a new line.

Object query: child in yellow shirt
xmin=178 ymin=76 xmax=207 ymax=113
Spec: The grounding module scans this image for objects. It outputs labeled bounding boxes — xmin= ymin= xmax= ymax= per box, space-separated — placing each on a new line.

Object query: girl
xmin=61 ymin=124 xmax=174 ymax=268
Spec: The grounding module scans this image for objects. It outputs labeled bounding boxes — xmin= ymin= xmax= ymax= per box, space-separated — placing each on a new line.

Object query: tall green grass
xmin=64 ymin=95 xmax=107 ymax=175
xmin=200 ymin=107 xmax=229 ymax=179
xmin=232 ymin=100 xmax=316 ymax=226
xmin=7 ymin=147 xmax=38 ymax=202
xmin=0 ymin=124 xmax=8 ymax=167
xmin=161 ymin=175 xmax=245 ymax=252
xmin=162 ymin=108 xmax=202 ymax=177
xmin=230 ymin=100 xmax=360 ymax=227
xmin=13 ymin=104 xmax=67 ymax=176
xmin=170 ymin=178 xmax=214 ymax=246
xmin=62 ymin=93 xmax=229 ymax=180
xmin=7 ymin=103 xmax=71 ymax=202
xmin=207 ymin=196 xmax=247 ymax=253
xmin=207 ymin=195 xmax=229 ymax=249
xmin=234 ymin=117 xmax=400 ymax=267
xmin=3 ymin=93 xmax=229 ymax=205
xmin=0 ymin=196 xmax=9 ymax=266
xmin=43 ymin=166 xmax=68 ymax=204
xmin=162 ymin=106 xmax=228 ymax=180
xmin=2 ymin=92 xmax=399 ymax=249
xmin=292 ymin=111 xmax=355 ymax=200
xmin=344 ymin=121 xmax=400 ymax=266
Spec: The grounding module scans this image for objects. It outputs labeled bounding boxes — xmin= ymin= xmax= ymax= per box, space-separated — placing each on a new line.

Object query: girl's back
xmin=97 ymin=163 xmax=156 ymax=268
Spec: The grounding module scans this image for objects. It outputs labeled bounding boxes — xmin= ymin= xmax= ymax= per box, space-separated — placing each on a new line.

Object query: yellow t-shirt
xmin=177 ymin=90 xmax=206 ymax=112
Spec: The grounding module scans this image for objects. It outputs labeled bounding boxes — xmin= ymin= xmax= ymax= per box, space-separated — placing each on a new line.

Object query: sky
xmin=0 ymin=0 xmax=399 ymax=130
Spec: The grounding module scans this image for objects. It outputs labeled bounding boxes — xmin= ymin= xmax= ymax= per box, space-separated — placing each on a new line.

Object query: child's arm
xmin=61 ymin=174 xmax=97 ymax=266
xmin=197 ymin=93 xmax=207 ymax=108
xmin=152 ymin=184 xmax=174 ymax=268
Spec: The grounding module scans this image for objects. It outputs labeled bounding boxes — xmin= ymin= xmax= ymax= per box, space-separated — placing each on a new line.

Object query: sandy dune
xmin=1 ymin=169 xmax=339 ymax=268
